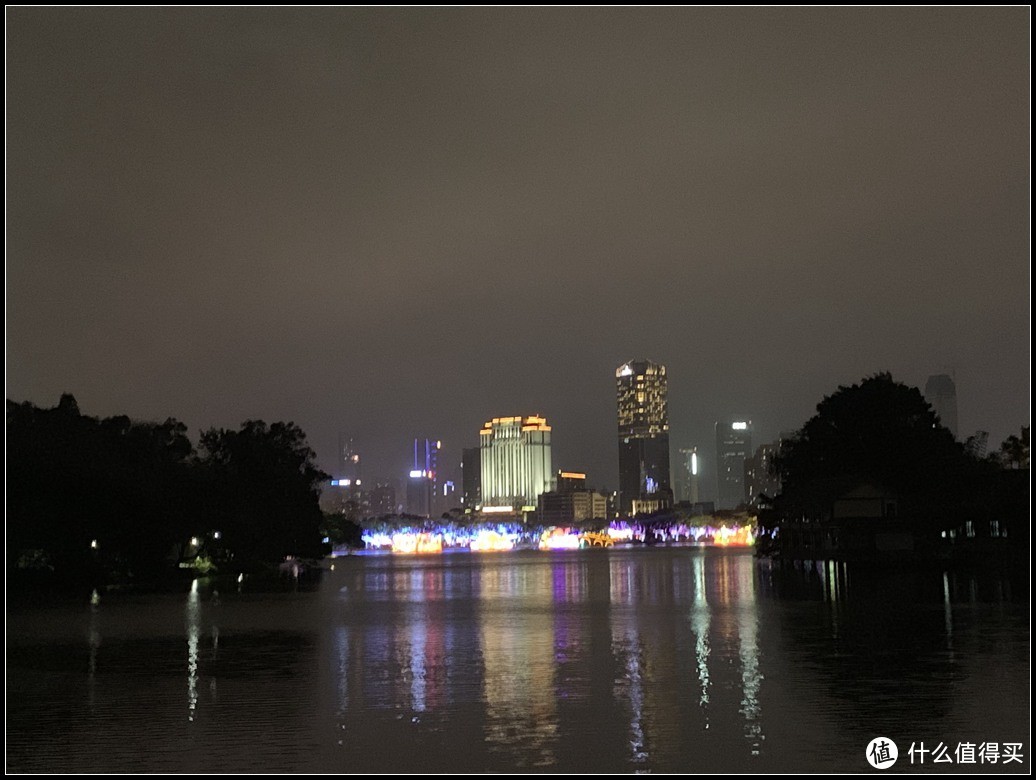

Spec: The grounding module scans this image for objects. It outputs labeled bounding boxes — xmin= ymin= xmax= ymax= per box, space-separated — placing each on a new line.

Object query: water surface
xmin=7 ymin=548 xmax=1028 ymax=772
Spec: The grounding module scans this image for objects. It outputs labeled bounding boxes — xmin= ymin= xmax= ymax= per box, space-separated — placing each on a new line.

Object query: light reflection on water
xmin=7 ymin=549 xmax=1029 ymax=773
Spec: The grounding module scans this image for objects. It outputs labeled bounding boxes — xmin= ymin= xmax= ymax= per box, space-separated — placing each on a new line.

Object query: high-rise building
xmin=616 ymin=359 xmax=672 ymax=516
xmin=676 ymin=447 xmax=701 ymax=503
xmin=368 ymin=482 xmax=397 ymax=517
xmin=479 ymin=415 xmax=552 ymax=511
xmin=716 ymin=418 xmax=753 ymax=509
xmin=743 ymin=441 xmax=780 ymax=508
xmin=924 ymin=374 xmax=958 ymax=439
xmin=406 ymin=438 xmax=441 ymax=517
xmin=461 ymin=447 xmax=481 ymax=510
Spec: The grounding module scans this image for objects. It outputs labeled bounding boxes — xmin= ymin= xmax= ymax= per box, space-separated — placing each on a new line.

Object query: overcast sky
xmin=7 ymin=8 xmax=1030 ymax=497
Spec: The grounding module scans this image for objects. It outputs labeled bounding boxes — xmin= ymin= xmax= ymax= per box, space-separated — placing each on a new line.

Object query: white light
xmin=482 ymin=505 xmax=513 ymax=513
xmin=90 ymin=539 xmax=98 ymax=550
xmin=213 ymin=531 xmax=221 ymax=540
xmin=732 ymin=422 xmax=748 ymax=430
xmin=355 ymin=479 xmax=361 ymax=486
xmin=409 ymin=469 xmax=426 ymax=479
xmin=190 ymin=537 xmax=199 ymax=546
xmin=619 ymin=365 xmax=633 ymax=377
xmin=691 ymin=453 xmax=698 ymax=475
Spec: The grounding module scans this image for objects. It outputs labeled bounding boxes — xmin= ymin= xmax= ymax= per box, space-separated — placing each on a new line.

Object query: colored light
xmin=539 ymin=528 xmax=582 ymax=550
xmin=470 ymin=529 xmax=516 ymax=552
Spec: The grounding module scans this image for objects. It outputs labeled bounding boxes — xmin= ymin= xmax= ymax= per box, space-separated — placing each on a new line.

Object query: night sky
xmin=7 ymin=8 xmax=1029 ymax=497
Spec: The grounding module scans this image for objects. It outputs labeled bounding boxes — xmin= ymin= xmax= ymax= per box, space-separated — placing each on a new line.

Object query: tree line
xmin=758 ymin=373 xmax=1029 ymax=563
xmin=7 ymin=394 xmax=328 ymax=589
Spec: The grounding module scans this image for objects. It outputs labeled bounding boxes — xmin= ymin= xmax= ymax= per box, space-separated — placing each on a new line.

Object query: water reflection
xmin=186 ymin=579 xmax=200 ymax=722
xmin=480 ymin=562 xmax=558 ymax=767
xmin=8 ymin=550 xmax=1026 ymax=773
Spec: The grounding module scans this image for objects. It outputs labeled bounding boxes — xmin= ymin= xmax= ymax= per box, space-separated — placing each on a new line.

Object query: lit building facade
xmin=479 ymin=415 xmax=552 ymax=511
xmin=616 ymin=359 xmax=672 ymax=516
xmin=716 ymin=418 xmax=752 ymax=509
xmin=924 ymin=374 xmax=958 ymax=439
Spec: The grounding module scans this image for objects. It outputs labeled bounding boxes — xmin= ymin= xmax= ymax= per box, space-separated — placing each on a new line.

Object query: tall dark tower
xmin=924 ymin=374 xmax=958 ymax=439
xmin=715 ymin=418 xmax=752 ymax=510
xmin=616 ymin=359 xmax=672 ymax=516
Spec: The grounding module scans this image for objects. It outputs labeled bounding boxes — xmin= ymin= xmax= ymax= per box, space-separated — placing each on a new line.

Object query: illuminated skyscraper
xmin=479 ymin=416 xmax=552 ymax=511
xmin=715 ymin=418 xmax=752 ymax=509
xmin=924 ymin=374 xmax=958 ymax=439
xmin=616 ymin=359 xmax=672 ymax=516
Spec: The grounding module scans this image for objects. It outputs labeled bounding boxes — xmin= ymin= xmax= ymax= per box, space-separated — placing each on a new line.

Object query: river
xmin=6 ymin=547 xmax=1029 ymax=773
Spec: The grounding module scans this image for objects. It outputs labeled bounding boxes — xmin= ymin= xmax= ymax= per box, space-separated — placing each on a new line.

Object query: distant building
xmin=479 ymin=415 xmax=553 ymax=511
xmin=616 ymin=359 xmax=672 ymax=516
xmin=676 ymin=447 xmax=701 ymax=503
xmin=538 ymin=489 xmax=608 ymax=525
xmin=538 ymin=469 xmax=606 ymax=523
xmin=406 ymin=473 xmax=433 ymax=517
xmin=406 ymin=438 xmax=441 ymax=517
xmin=716 ymin=418 xmax=753 ymax=509
xmin=924 ymin=374 xmax=958 ymax=439
xmin=338 ymin=434 xmax=362 ymax=482
xmin=744 ymin=441 xmax=780 ymax=508
xmin=324 ymin=475 xmax=368 ymax=516
xmin=461 ymin=446 xmax=481 ymax=510
xmin=555 ymin=470 xmax=587 ymax=491
xmin=367 ymin=482 xmax=397 ymax=517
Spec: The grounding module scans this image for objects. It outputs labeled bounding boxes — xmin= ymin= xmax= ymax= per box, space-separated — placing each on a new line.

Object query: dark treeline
xmin=758 ymin=373 xmax=1029 ymax=574
xmin=7 ymin=394 xmax=328 ymax=590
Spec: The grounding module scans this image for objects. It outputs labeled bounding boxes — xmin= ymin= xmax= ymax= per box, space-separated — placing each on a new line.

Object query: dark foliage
xmin=7 ymin=396 xmax=328 ymax=588
xmin=764 ymin=373 xmax=999 ymax=532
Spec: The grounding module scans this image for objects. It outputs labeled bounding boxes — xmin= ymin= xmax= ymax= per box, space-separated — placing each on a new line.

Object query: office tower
xmin=368 ymin=483 xmax=397 ymax=517
xmin=743 ymin=441 xmax=780 ymax=508
xmin=406 ymin=438 xmax=440 ymax=517
xmin=616 ymin=359 xmax=672 ymax=516
xmin=479 ymin=415 xmax=552 ymax=511
xmin=677 ymin=447 xmax=701 ymax=504
xmin=716 ymin=419 xmax=752 ymax=509
xmin=924 ymin=374 xmax=958 ymax=439
xmin=461 ymin=446 xmax=481 ymax=509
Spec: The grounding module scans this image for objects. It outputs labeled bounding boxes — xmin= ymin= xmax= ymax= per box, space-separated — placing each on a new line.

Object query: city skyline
xmin=7 ymin=8 xmax=1028 ymax=494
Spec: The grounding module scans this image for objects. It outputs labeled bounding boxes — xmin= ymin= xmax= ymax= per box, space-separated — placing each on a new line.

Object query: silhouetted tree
xmin=996 ymin=427 xmax=1030 ymax=470
xmin=7 ymin=396 xmax=194 ymax=585
xmin=196 ymin=420 xmax=328 ymax=566
xmin=765 ymin=373 xmax=993 ymax=536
